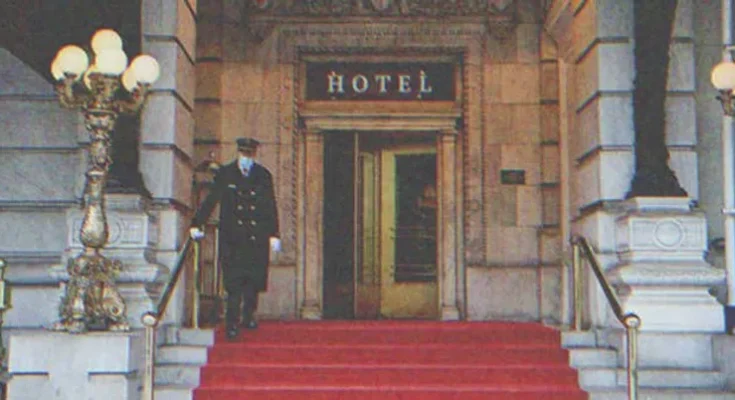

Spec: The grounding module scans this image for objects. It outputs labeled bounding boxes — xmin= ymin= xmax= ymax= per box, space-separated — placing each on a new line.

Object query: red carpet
xmin=193 ymin=320 xmax=588 ymax=399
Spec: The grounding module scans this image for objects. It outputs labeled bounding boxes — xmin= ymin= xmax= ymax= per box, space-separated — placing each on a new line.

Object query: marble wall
xmin=470 ymin=1 xmax=564 ymax=322
xmin=140 ymin=0 xmax=199 ymax=325
xmin=0 ymin=48 xmax=84 ymax=328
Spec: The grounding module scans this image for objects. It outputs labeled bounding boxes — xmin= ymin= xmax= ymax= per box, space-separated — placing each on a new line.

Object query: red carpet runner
xmin=194 ymin=320 xmax=588 ymax=399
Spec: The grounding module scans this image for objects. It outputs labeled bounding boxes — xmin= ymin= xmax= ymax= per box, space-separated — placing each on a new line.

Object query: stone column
xmin=299 ymin=129 xmax=324 ymax=319
xmin=600 ymin=1 xmax=725 ymax=333
xmin=627 ymin=0 xmax=687 ymax=197
xmin=439 ymin=130 xmax=461 ymax=320
xmin=139 ymin=0 xmax=197 ymax=325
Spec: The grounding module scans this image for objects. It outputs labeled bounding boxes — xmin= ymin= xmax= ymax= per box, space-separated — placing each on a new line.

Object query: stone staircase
xmin=151 ymin=325 xmax=735 ymax=400
xmin=153 ymin=326 xmax=214 ymax=400
xmin=563 ymin=330 xmax=735 ymax=399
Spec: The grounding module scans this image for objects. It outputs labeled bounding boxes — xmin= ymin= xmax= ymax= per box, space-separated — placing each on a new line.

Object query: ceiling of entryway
xmin=0 ymin=0 xmax=141 ymax=83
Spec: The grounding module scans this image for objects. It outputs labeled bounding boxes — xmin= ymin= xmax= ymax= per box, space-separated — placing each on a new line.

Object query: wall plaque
xmin=501 ymin=169 xmax=525 ymax=185
xmin=305 ymin=62 xmax=456 ymax=101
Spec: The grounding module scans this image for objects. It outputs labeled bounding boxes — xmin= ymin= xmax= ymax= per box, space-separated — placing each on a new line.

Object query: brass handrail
xmin=571 ymin=235 xmax=640 ymax=400
xmin=140 ymin=236 xmax=202 ymax=400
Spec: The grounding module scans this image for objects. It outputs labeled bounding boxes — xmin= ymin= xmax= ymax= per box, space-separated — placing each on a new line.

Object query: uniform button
xmin=238 ymin=220 xmax=243 ymax=225
xmin=250 ymin=235 xmax=256 ymax=240
xmin=237 ymin=205 xmax=243 ymax=210
xmin=250 ymin=220 xmax=257 ymax=226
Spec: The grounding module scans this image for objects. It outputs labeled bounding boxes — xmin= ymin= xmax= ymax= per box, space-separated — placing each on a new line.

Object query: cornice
xmin=244 ymin=0 xmax=519 ymax=41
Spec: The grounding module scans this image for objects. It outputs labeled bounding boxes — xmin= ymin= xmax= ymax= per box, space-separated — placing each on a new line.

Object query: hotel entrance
xmin=323 ymin=132 xmax=438 ymax=319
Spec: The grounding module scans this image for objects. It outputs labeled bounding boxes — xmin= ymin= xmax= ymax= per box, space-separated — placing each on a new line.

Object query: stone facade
xmin=0 ymin=0 xmax=729 ymax=333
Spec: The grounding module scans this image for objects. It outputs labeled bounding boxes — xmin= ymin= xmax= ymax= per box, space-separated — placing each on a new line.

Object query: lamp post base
xmin=52 ymin=252 xmax=130 ymax=334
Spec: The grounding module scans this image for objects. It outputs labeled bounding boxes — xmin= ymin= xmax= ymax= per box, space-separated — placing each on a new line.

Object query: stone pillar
xmin=140 ymin=0 xmax=197 ymax=325
xmin=627 ymin=0 xmax=687 ymax=197
xmin=8 ymin=331 xmax=143 ymax=400
xmin=609 ymin=197 xmax=725 ymax=332
xmin=299 ymin=130 xmax=324 ymax=319
xmin=439 ymin=131 xmax=461 ymax=320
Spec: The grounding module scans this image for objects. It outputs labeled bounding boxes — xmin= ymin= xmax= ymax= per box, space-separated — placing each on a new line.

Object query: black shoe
xmin=246 ymin=319 xmax=258 ymax=330
xmin=226 ymin=326 xmax=239 ymax=340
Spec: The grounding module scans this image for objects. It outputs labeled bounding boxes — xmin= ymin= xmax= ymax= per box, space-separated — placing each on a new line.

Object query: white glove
xmin=189 ymin=227 xmax=205 ymax=240
xmin=270 ymin=237 xmax=282 ymax=253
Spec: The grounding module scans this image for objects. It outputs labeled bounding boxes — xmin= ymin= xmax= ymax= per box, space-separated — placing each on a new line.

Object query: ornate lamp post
xmin=50 ymin=29 xmax=160 ymax=333
xmin=712 ymin=42 xmax=735 ymax=331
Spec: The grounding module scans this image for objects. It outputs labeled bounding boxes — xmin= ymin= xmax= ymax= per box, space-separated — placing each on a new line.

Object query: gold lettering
xmin=374 ymin=74 xmax=392 ymax=93
xmin=419 ymin=70 xmax=434 ymax=98
xmin=398 ymin=75 xmax=411 ymax=93
xmin=352 ymin=74 xmax=369 ymax=93
xmin=327 ymin=71 xmax=345 ymax=94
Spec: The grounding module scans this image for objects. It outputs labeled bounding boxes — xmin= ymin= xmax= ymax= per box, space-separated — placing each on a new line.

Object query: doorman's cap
xmin=236 ymin=137 xmax=260 ymax=151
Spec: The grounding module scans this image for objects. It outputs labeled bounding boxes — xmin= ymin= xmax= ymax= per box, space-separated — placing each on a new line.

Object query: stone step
xmin=154 ymin=384 xmax=194 ymax=400
xmin=569 ymin=348 xmax=618 ymax=368
xmin=579 ymin=367 xmax=618 ymax=388
xmin=579 ymin=368 xmax=726 ymax=390
xmin=164 ymin=327 xmax=215 ymax=347
xmin=155 ymin=364 xmax=202 ymax=386
xmin=562 ymin=330 xmax=598 ymax=348
xmin=620 ymin=369 xmax=725 ymax=389
xmin=157 ymin=344 xmax=209 ymax=365
xmin=587 ymin=388 xmax=735 ymax=400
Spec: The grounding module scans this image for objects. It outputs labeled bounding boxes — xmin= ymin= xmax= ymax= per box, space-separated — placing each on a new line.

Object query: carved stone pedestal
xmin=7 ymin=331 xmax=143 ymax=400
xmin=608 ymin=197 xmax=725 ymax=332
xmin=50 ymin=194 xmax=167 ymax=329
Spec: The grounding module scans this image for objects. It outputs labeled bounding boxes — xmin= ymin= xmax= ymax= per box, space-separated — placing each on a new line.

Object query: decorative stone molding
xmin=542 ymin=0 xmax=574 ymax=62
xmin=607 ymin=197 xmax=725 ymax=332
xmin=245 ymin=0 xmax=516 ymax=17
xmin=299 ymin=112 xmax=461 ymax=132
xmin=245 ymin=2 xmax=517 ymax=43
xmin=615 ymin=197 xmax=705 ymax=263
xmin=280 ymin=25 xmax=491 ymax=41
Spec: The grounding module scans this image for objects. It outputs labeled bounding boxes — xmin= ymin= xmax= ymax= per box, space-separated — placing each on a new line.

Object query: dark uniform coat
xmin=192 ymin=160 xmax=279 ymax=292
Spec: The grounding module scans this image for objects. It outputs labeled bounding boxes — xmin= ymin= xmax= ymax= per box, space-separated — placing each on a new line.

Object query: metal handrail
xmin=140 ymin=236 xmax=203 ymax=400
xmin=571 ymin=235 xmax=640 ymax=400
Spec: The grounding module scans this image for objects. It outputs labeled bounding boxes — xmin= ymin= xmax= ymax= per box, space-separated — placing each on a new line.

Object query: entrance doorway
xmin=323 ymin=132 xmax=438 ymax=319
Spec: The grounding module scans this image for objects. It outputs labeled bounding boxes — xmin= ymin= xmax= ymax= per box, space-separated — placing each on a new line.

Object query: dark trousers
xmin=224 ymin=274 xmax=259 ymax=328
xmin=220 ymin=239 xmax=268 ymax=328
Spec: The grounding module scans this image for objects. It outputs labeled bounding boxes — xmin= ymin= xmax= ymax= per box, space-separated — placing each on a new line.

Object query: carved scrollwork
xmin=53 ymin=254 xmax=129 ymax=333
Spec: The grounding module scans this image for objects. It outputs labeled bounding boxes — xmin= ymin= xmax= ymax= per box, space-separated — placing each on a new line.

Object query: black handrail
xmin=144 ymin=236 xmax=193 ymax=325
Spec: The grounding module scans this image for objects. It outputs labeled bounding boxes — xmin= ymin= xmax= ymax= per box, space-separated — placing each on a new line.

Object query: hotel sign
xmin=305 ymin=62 xmax=456 ymax=101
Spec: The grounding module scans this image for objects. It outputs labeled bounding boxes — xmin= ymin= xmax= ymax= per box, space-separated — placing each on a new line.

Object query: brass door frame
xmin=298 ymin=114 xmax=462 ymax=321
xmin=354 ymin=134 xmax=381 ymax=319
xmin=378 ymin=144 xmax=438 ymax=319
